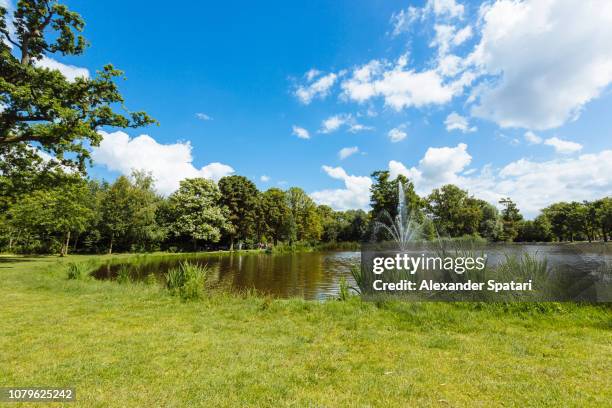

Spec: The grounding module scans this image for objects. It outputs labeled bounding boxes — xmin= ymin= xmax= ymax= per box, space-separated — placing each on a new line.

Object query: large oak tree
xmin=0 ymin=0 xmax=155 ymax=171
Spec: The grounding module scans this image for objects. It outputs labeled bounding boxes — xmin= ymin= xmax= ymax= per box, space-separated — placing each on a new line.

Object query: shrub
xmin=166 ymin=261 xmax=208 ymax=300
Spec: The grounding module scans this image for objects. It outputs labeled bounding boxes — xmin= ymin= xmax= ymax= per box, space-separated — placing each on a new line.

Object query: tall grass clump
xmin=116 ymin=265 xmax=132 ymax=284
xmin=350 ymin=264 xmax=364 ymax=294
xmin=67 ymin=262 xmax=88 ymax=280
xmin=337 ymin=277 xmax=351 ymax=301
xmin=497 ymin=253 xmax=552 ymax=300
xmin=166 ymin=261 xmax=208 ymax=300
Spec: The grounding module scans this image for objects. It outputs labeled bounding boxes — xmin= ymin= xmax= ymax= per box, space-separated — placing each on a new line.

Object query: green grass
xmin=0 ymin=254 xmax=610 ymax=407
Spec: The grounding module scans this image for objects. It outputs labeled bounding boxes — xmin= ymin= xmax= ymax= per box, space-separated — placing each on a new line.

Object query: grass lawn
xmin=0 ymin=254 xmax=610 ymax=407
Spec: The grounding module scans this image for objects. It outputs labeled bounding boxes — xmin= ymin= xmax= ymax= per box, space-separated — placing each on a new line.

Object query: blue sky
xmin=13 ymin=0 xmax=612 ymax=217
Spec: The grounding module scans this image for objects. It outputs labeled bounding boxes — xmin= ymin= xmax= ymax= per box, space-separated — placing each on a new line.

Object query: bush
xmin=166 ymin=261 xmax=208 ymax=300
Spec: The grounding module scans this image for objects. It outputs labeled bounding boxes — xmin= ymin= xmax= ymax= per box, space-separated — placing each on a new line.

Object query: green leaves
xmin=7 ymin=176 xmax=93 ymax=254
xmin=0 ymin=1 xmax=155 ymax=172
xmin=218 ymin=175 xmax=259 ymax=245
xmin=167 ymin=178 xmax=231 ymax=245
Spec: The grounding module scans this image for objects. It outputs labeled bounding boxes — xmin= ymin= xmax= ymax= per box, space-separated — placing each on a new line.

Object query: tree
xmin=0 ymin=0 xmax=155 ymax=171
xmin=542 ymin=202 xmax=566 ymax=241
xmin=258 ymin=188 xmax=292 ymax=245
xmin=286 ymin=187 xmax=322 ymax=242
xmin=566 ymin=202 xmax=588 ymax=241
xmin=426 ymin=185 xmax=483 ymax=237
xmin=340 ymin=209 xmax=369 ymax=242
xmin=218 ymin=175 xmax=259 ymax=250
xmin=498 ymin=197 xmax=523 ymax=241
xmin=0 ymin=144 xmax=67 ymax=212
xmin=317 ymin=205 xmax=340 ymax=242
xmin=0 ymin=144 xmax=74 ymax=249
xmin=128 ymin=171 xmax=165 ymax=251
xmin=99 ymin=176 xmax=135 ymax=254
xmin=8 ymin=177 xmax=93 ymax=255
xmin=594 ymin=198 xmax=612 ymax=242
xmin=48 ymin=180 xmax=93 ymax=255
xmin=166 ymin=178 xmax=229 ymax=250
xmin=475 ymin=199 xmax=502 ymax=241
xmin=516 ymin=215 xmax=552 ymax=242
xmin=97 ymin=172 xmax=165 ymax=253
xmin=370 ymin=171 xmax=421 ymax=221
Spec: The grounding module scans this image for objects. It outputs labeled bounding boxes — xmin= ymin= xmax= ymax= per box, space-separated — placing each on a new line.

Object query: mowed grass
xmin=0 ymin=255 xmax=610 ymax=407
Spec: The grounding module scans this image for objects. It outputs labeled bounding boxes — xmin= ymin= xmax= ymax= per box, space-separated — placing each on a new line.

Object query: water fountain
xmin=373 ymin=182 xmax=424 ymax=251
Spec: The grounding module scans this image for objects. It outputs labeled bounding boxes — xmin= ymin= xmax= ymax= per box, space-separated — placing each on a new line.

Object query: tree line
xmin=1 ymin=166 xmax=610 ymax=255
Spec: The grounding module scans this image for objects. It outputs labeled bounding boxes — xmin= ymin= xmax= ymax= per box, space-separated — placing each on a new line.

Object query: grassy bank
xmin=0 ymin=254 xmax=610 ymax=407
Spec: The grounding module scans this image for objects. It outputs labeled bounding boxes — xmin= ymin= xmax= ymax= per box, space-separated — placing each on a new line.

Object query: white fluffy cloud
xmin=341 ymin=56 xmax=470 ymax=110
xmin=522 ymin=131 xmax=582 ymax=154
xmin=543 ymin=137 xmax=583 ymax=154
xmin=469 ymin=0 xmax=612 ymax=130
xmin=490 ymin=151 xmax=612 ymax=215
xmin=35 ymin=56 xmax=89 ymax=82
xmin=292 ymin=125 xmax=310 ymax=139
xmin=390 ymin=143 xmax=472 ymax=192
xmin=431 ymin=24 xmax=472 ymax=56
xmin=426 ymin=0 xmax=465 ymax=19
xmin=444 ymin=112 xmax=476 ymax=133
xmin=319 ymin=114 xmax=371 ymax=134
xmin=524 ymin=131 xmax=542 ymax=144
xmin=389 ymin=143 xmax=612 ymax=217
xmin=304 ymin=1 xmax=612 ymax=133
xmin=294 ymin=71 xmax=338 ymax=104
xmin=310 ymin=165 xmax=372 ymax=210
xmin=338 ymin=146 xmax=359 ymax=160
xmin=92 ymin=131 xmax=234 ymax=195
xmin=388 ymin=127 xmax=407 ymax=143
xmin=195 ymin=113 xmax=212 ymax=121
xmin=260 ymin=175 xmax=270 ymax=182
xmin=390 ymin=6 xmax=420 ymax=36
xmin=391 ymin=0 xmax=465 ymax=35
xmin=320 ymin=115 xmax=345 ymax=133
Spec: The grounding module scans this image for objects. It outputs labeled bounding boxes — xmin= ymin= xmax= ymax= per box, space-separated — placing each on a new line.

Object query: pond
xmin=92 ymin=243 xmax=611 ymax=300
xmin=93 ymin=251 xmax=360 ymax=300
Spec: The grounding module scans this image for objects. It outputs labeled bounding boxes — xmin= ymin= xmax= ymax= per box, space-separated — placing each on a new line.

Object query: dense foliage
xmin=0 ymin=0 xmax=155 ymax=172
xmin=1 ymin=163 xmax=610 ymax=254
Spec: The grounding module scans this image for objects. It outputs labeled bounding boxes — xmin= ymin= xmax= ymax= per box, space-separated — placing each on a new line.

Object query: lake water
xmin=92 ymin=243 xmax=611 ymax=300
xmin=93 ymin=251 xmax=360 ymax=300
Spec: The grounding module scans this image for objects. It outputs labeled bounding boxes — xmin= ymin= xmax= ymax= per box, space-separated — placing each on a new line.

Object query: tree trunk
xmin=61 ymin=230 xmax=71 ymax=257
xmin=108 ymin=235 xmax=114 ymax=254
xmin=230 ymin=236 xmax=234 ymax=251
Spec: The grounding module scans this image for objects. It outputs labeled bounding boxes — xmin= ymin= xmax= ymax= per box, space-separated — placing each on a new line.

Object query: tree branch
xmin=0 ymin=28 xmax=20 ymax=48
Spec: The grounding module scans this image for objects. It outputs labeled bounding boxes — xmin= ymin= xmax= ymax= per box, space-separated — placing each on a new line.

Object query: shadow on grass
xmin=0 ymin=255 xmax=51 ymax=267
